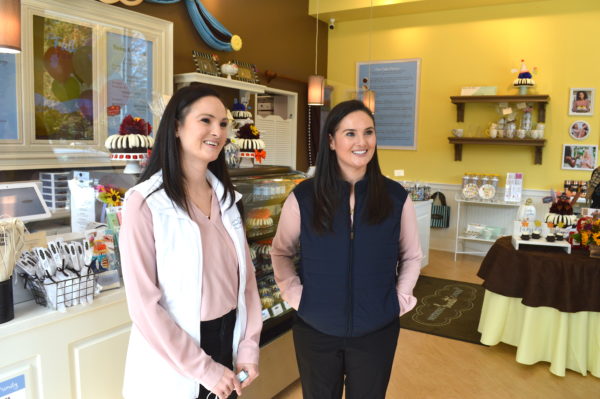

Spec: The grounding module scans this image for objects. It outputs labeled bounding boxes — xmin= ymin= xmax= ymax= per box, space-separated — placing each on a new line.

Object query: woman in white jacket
xmin=119 ymin=85 xmax=262 ymax=399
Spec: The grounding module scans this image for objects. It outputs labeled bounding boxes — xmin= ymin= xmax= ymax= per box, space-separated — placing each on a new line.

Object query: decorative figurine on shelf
xmin=235 ymin=123 xmax=266 ymax=168
xmin=220 ymin=61 xmax=239 ymax=79
xmin=104 ymin=115 xmax=154 ymax=174
xmin=544 ymin=191 xmax=580 ymax=227
xmin=512 ymin=59 xmax=536 ymax=95
xmin=517 ymin=198 xmax=536 ymax=222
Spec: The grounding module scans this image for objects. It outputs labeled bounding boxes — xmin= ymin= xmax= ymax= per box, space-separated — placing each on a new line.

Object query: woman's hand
xmin=236 ymin=363 xmax=259 ymax=391
xmin=212 ymin=368 xmax=242 ymax=399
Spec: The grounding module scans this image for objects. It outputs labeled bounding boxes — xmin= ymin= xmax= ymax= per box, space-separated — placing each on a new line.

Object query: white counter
xmin=0 ymin=288 xmax=130 ymax=399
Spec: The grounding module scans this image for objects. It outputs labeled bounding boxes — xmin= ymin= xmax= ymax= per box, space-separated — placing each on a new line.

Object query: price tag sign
xmin=282 ymin=301 xmax=291 ymax=311
xmin=0 ymin=374 xmax=26 ymax=399
xmin=271 ymin=303 xmax=284 ymax=317
xmin=261 ymin=309 xmax=270 ymax=321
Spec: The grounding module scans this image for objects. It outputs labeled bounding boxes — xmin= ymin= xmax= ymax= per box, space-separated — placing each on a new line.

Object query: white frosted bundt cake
xmin=105 ymin=115 xmax=154 ymax=153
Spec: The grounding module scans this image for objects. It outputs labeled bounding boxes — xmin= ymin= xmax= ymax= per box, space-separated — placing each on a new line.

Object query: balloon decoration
xmin=51 ymin=76 xmax=81 ymax=102
xmin=78 ymin=90 xmax=95 ymax=122
xmin=100 ymin=0 xmax=242 ymax=52
xmin=72 ymin=45 xmax=93 ymax=85
xmin=43 ymin=46 xmax=74 ymax=83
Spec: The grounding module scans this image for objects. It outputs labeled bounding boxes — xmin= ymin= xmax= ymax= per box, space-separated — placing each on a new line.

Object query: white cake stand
xmin=239 ymin=152 xmax=255 ymax=168
xmin=110 ymin=152 xmax=148 ymax=174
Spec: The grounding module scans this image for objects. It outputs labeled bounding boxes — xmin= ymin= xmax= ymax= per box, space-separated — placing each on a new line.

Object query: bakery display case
xmin=230 ymin=165 xmax=304 ymax=399
xmin=230 ymin=165 xmax=305 ymax=346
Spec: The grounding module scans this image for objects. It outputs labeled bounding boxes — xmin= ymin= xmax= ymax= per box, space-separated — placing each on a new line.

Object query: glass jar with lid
xmin=479 ymin=174 xmax=496 ymax=201
xmin=462 ymin=173 xmax=479 ymax=200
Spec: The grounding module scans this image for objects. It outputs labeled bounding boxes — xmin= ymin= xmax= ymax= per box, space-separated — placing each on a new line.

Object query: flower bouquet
xmin=571 ymin=216 xmax=600 ymax=257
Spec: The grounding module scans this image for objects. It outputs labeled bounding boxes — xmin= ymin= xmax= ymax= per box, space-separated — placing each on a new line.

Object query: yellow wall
xmin=326 ymin=0 xmax=600 ymax=189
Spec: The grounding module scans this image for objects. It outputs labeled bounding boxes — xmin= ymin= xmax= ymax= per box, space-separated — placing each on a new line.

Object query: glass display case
xmin=230 ymin=165 xmax=305 ymax=345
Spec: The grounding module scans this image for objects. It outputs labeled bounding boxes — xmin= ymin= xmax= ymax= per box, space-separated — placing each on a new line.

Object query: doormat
xmin=400 ymin=276 xmax=485 ymax=345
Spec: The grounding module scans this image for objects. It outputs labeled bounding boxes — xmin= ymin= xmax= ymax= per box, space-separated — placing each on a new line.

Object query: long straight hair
xmin=138 ymin=84 xmax=236 ymax=216
xmin=312 ymin=100 xmax=392 ymax=233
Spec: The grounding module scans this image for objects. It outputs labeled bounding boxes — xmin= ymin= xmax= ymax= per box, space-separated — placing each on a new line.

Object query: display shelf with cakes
xmin=105 ymin=115 xmax=154 ymax=174
xmin=229 ymin=166 xmax=306 ymax=342
xmin=511 ymin=231 xmax=572 ymax=253
xmin=233 ymin=123 xmax=267 ymax=169
xmin=174 ymin=73 xmax=298 ymax=169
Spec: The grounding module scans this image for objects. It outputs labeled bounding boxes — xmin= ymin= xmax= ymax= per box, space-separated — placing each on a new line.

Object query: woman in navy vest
xmin=272 ymin=100 xmax=423 ymax=398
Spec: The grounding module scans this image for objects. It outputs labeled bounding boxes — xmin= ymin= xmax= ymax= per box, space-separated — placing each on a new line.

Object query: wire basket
xmin=26 ymin=273 xmax=97 ymax=310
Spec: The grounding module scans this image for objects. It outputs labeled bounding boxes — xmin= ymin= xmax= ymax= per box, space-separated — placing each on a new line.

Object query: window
xmin=0 ymin=0 xmax=173 ymax=170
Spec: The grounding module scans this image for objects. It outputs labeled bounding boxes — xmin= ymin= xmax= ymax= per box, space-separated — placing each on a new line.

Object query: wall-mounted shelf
xmin=450 ymin=95 xmax=550 ymax=122
xmin=448 ymin=137 xmax=546 ymax=164
xmin=174 ymin=72 xmax=267 ymax=93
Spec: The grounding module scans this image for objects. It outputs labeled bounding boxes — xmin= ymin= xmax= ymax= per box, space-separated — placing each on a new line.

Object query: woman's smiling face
xmin=176 ymin=96 xmax=229 ymax=166
xmin=329 ymin=110 xmax=376 ymax=180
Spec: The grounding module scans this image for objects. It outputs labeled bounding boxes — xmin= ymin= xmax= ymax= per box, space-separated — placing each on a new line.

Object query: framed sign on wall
xmin=356 ymin=59 xmax=420 ymax=150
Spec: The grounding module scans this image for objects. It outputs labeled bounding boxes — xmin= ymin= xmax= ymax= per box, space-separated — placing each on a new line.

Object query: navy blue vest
xmin=294 ymin=177 xmax=408 ymax=337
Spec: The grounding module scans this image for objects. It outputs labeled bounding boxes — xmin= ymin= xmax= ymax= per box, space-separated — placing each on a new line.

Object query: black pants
xmin=293 ymin=316 xmax=400 ymax=399
xmin=197 ymin=308 xmax=238 ymax=399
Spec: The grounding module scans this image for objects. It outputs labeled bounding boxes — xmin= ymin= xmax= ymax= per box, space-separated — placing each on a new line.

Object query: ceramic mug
xmin=489 ymin=128 xmax=498 ymax=138
xmin=517 ymin=129 xmax=526 ymax=139
xmin=536 ymin=129 xmax=544 ymax=138
xmin=452 ymin=128 xmax=464 ymax=137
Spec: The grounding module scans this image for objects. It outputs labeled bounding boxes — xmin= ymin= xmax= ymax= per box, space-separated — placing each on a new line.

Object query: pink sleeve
xmin=120 ymin=190 xmax=226 ymax=390
xmin=396 ymin=197 xmax=423 ymax=316
xmin=270 ymin=193 xmax=303 ymax=310
xmin=236 ymin=242 xmax=263 ymax=365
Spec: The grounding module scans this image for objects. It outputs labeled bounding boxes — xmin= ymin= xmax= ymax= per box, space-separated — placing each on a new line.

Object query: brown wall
xmin=114 ymin=0 xmax=329 ymax=172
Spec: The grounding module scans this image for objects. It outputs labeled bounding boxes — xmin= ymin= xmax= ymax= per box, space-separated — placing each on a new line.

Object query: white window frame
xmin=0 ymin=0 xmax=173 ymax=170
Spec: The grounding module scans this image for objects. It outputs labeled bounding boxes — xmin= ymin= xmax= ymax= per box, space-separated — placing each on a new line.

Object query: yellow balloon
xmin=51 ymin=76 xmax=81 ymax=102
xmin=231 ymin=35 xmax=243 ymax=51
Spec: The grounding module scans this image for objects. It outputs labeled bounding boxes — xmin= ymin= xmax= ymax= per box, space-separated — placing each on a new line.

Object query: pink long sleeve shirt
xmin=271 ymin=192 xmax=422 ymax=316
xmin=120 ymin=190 xmax=262 ymax=391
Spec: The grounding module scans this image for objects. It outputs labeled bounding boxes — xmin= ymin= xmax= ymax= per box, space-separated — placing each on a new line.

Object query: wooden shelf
xmin=448 ymin=137 xmax=546 ymax=164
xmin=174 ymin=72 xmax=267 ymax=93
xmin=450 ymin=95 xmax=550 ymax=122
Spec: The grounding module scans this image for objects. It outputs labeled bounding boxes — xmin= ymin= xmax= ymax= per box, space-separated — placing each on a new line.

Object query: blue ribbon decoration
xmin=145 ymin=0 xmax=237 ymax=51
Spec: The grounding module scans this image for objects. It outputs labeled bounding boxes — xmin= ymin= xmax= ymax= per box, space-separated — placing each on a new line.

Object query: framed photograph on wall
xmin=569 ymin=120 xmax=591 ymax=140
xmin=569 ymin=88 xmax=594 ymax=116
xmin=192 ymin=51 xmax=220 ymax=77
xmin=562 ymin=144 xmax=597 ymax=170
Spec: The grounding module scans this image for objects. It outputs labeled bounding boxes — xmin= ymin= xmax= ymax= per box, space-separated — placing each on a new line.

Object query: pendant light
xmin=308 ymin=0 xmax=324 ymax=106
xmin=362 ymin=0 xmax=375 ymax=113
xmin=0 ymin=0 xmax=21 ymax=54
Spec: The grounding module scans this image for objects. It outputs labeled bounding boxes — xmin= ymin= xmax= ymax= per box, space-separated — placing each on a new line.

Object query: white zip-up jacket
xmin=122 ymin=171 xmax=248 ymax=399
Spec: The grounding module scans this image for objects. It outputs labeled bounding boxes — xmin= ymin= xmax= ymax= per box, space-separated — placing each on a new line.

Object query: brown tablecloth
xmin=477 ymin=236 xmax=600 ymax=312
